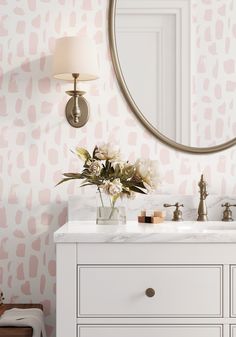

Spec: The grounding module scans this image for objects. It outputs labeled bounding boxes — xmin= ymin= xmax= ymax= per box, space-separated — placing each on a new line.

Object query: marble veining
xmin=68 ymin=195 xmax=236 ymax=222
xmin=54 ymin=221 xmax=236 ymax=243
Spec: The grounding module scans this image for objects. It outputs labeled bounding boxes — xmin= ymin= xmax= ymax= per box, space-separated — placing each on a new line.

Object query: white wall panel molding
xmin=117 ymin=0 xmax=191 ymax=144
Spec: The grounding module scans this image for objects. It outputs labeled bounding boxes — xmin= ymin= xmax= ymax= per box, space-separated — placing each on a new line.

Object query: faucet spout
xmin=197 ymin=174 xmax=208 ymax=221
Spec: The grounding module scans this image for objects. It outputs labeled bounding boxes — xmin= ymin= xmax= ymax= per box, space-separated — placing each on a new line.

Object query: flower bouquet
xmin=57 ymin=143 xmax=159 ymax=224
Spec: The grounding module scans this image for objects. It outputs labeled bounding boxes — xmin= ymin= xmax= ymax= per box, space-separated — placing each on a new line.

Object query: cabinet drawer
xmin=78 ymin=325 xmax=222 ymax=337
xmin=78 ymin=265 xmax=222 ymax=317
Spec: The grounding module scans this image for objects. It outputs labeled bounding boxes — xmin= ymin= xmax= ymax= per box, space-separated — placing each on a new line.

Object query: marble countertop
xmin=54 ymin=221 xmax=236 ymax=243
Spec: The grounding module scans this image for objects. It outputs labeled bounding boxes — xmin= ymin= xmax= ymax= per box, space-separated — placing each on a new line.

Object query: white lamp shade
xmin=53 ymin=36 xmax=99 ymax=81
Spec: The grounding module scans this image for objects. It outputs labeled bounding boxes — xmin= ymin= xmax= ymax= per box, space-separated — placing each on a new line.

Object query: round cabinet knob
xmin=145 ymin=288 xmax=155 ymax=298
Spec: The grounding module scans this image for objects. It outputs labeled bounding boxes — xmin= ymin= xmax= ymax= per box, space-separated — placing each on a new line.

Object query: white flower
xmin=103 ymin=178 xmax=123 ymax=196
xmin=122 ymin=161 xmax=135 ymax=175
xmin=95 ymin=143 xmax=120 ymax=161
xmin=111 ymin=161 xmax=135 ymax=176
xmin=110 ymin=160 xmax=124 ymax=170
xmin=88 ymin=160 xmax=102 ymax=176
xmin=135 ymin=159 xmax=159 ymax=191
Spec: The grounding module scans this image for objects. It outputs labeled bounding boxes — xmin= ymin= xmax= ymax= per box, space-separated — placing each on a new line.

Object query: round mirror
xmin=108 ymin=0 xmax=236 ymax=153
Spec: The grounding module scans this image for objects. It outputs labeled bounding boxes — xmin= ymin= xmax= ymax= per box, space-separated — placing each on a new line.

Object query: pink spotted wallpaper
xmin=192 ymin=0 xmax=236 ymax=147
xmin=0 ymin=0 xmax=236 ymax=336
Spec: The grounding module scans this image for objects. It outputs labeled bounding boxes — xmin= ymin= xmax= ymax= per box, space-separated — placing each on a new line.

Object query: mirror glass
xmin=115 ymin=0 xmax=236 ymax=148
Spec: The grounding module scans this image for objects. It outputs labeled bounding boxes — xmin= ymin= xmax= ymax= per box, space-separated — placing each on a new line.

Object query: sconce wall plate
xmin=65 ymin=95 xmax=89 ymax=128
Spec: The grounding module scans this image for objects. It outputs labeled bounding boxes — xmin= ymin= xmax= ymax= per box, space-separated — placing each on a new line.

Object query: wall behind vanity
xmin=0 ymin=0 xmax=236 ymax=336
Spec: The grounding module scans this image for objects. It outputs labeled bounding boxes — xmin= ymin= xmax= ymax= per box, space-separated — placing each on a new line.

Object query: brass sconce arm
xmin=72 ymin=73 xmax=80 ymax=124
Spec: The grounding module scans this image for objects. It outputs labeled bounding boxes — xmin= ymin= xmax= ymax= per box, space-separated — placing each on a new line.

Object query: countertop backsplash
xmin=68 ymin=194 xmax=236 ymax=222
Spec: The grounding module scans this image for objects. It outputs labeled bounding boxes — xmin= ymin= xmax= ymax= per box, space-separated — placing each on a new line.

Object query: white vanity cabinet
xmin=54 ymin=221 xmax=236 ymax=337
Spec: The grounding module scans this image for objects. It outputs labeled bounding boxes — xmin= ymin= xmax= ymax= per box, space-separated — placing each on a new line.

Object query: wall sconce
xmin=53 ymin=36 xmax=99 ymax=128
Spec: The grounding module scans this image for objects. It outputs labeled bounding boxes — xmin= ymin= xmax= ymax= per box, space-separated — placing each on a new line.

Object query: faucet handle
xmin=221 ymin=203 xmax=236 ymax=222
xmin=221 ymin=202 xmax=236 ymax=208
xmin=163 ymin=203 xmax=184 ymax=221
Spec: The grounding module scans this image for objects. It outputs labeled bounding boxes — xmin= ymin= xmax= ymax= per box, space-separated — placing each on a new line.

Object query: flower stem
xmin=98 ymin=187 xmax=104 ymax=207
xmin=108 ymin=197 xmax=116 ymax=219
xmin=109 ymin=196 xmax=113 ymax=207
xmin=109 ymin=204 xmax=116 ymax=219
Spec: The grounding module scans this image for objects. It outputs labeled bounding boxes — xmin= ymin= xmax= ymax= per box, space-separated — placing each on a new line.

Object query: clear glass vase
xmin=96 ymin=190 xmax=126 ymax=225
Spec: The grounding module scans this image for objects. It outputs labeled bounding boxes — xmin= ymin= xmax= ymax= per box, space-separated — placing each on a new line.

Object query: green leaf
xmin=114 ymin=164 xmax=120 ymax=176
xmin=132 ymin=181 xmax=146 ymax=189
xmin=75 ymin=147 xmax=91 ymax=162
xmin=124 ymin=179 xmax=146 ymax=189
xmin=80 ymin=183 xmax=94 ymax=188
xmin=55 ymin=177 xmax=79 ymax=186
xmin=129 ymin=186 xmax=147 ymax=194
xmin=93 ymin=146 xmax=99 ymax=159
xmin=63 ymin=173 xmax=83 ymax=178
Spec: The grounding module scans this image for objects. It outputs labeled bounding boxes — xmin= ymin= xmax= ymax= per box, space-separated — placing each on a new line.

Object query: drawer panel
xmin=78 ymin=325 xmax=222 ymax=337
xmin=78 ymin=265 xmax=222 ymax=317
xmin=231 ymin=325 xmax=236 ymax=337
xmin=231 ymin=266 xmax=236 ymax=317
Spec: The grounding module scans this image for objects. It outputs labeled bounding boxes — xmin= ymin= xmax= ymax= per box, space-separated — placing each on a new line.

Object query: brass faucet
xmin=163 ymin=203 xmax=184 ymax=221
xmin=197 ymin=174 xmax=208 ymax=221
xmin=221 ymin=203 xmax=236 ymax=222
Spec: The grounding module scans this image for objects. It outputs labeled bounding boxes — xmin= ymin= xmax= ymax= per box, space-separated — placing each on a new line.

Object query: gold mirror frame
xmin=108 ymin=0 xmax=236 ymax=154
